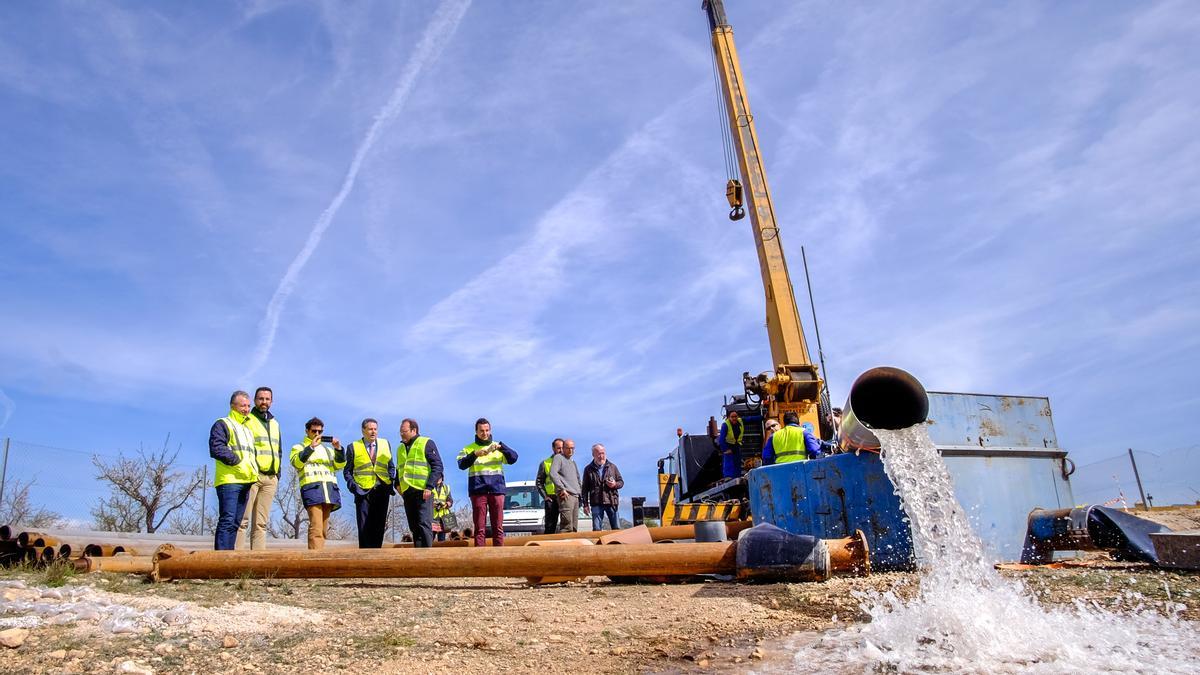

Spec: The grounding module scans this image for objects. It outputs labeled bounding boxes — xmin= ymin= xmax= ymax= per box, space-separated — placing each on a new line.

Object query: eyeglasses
xmin=309 ymin=429 xmax=324 ymax=434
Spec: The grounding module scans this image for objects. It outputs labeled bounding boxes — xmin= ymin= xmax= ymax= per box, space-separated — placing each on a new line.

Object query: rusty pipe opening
xmin=840 ymin=367 xmax=928 ymax=450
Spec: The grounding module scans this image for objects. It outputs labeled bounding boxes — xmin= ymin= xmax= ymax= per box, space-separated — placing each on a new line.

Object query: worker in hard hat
xmin=761 ymin=412 xmax=823 ymax=465
xmin=535 ymin=438 xmax=564 ymax=534
xmin=343 ymin=418 xmax=396 ymax=548
xmin=290 ymin=417 xmax=345 ymax=550
xmin=396 ymin=417 xmax=444 ymax=549
xmin=207 ymin=390 xmax=259 ymax=551
xmin=717 ymin=410 xmax=745 ymax=478
xmin=457 ymin=418 xmax=519 ymax=547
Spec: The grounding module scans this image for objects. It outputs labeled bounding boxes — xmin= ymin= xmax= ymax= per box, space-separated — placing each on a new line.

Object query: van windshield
xmin=505 ymin=485 xmax=544 ymax=510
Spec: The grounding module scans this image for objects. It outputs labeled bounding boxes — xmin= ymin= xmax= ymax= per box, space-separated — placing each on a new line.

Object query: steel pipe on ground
xmin=80 ymin=555 xmax=155 ymax=574
xmin=153 ymin=542 xmax=737 ymax=581
xmin=16 ymin=532 xmax=59 ymax=548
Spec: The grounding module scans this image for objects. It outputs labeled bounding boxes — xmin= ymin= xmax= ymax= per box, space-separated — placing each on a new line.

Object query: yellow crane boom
xmin=704 ymin=0 xmax=823 ymax=427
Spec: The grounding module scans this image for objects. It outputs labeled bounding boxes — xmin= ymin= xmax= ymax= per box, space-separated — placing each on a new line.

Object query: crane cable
xmin=708 ymin=33 xmax=744 ymax=221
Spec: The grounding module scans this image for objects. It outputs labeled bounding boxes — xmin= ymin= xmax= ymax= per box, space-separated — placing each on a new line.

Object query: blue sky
xmin=1 ymin=0 xmax=1197 ymax=522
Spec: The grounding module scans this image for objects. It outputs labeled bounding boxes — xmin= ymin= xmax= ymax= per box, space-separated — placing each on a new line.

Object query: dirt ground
xmin=1 ymin=506 xmax=1197 ymax=674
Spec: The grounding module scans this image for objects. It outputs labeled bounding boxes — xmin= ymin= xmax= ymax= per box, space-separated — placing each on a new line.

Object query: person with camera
xmin=343 ymin=418 xmax=396 ymax=548
xmin=457 ymin=417 xmax=518 ymax=547
xmin=290 ymin=417 xmax=345 ymax=550
xmin=431 ymin=477 xmax=454 ymax=542
xmin=581 ymin=443 xmax=624 ymax=531
xmin=396 ymin=418 xmax=444 ymax=548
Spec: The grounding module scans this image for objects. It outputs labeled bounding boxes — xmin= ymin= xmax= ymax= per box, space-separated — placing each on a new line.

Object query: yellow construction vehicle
xmin=656 ymin=0 xmax=829 ymax=525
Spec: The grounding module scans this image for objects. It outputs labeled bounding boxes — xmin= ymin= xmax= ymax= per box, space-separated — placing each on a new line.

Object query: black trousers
xmin=543 ymin=496 xmax=560 ymax=535
xmin=402 ymin=487 xmax=434 ymax=548
xmin=355 ymin=485 xmax=391 ymax=548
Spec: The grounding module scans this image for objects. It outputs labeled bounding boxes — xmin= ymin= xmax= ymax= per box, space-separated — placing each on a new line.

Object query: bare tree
xmin=91 ymin=493 xmax=146 ymax=532
xmin=0 ymin=477 xmax=65 ymax=528
xmin=269 ymin=468 xmax=304 ymax=539
xmin=90 ymin=434 xmax=205 ymax=533
xmin=165 ymin=503 xmax=216 ymax=535
xmin=325 ymin=511 xmax=354 ymax=540
xmin=385 ymin=497 xmax=410 ymax=543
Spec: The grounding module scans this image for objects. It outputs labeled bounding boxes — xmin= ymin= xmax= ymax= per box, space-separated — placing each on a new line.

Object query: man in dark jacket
xmin=581 ymin=443 xmax=624 ymax=531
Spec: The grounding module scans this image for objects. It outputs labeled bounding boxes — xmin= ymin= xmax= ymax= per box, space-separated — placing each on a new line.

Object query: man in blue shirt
xmin=717 ymin=410 xmax=745 ymax=479
xmin=762 ymin=412 xmax=824 ymax=465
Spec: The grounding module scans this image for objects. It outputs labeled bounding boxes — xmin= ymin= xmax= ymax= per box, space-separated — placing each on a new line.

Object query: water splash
xmin=790 ymin=425 xmax=1198 ymax=674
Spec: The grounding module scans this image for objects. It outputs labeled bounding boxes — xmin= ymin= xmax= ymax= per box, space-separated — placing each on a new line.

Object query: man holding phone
xmin=581 ymin=443 xmax=624 ymax=531
xmin=457 ymin=418 xmax=518 ymax=548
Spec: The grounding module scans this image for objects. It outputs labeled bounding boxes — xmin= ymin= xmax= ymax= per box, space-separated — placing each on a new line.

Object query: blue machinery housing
xmin=749 ymin=392 xmax=1075 ymax=569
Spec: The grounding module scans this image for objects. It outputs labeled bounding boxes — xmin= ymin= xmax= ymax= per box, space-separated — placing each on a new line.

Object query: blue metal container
xmin=749 ymin=392 xmax=1076 ymax=567
xmin=750 ymin=451 xmax=915 ymax=569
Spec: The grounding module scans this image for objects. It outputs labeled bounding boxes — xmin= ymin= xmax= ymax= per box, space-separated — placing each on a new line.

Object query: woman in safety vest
xmin=290 ymin=417 xmax=345 ymax=550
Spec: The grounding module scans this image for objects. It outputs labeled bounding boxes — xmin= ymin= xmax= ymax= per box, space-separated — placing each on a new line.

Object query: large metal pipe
xmin=80 ymin=555 xmax=155 ymax=574
xmin=83 ymin=544 xmax=134 ymax=557
xmin=16 ymin=532 xmax=59 ymax=548
xmin=839 ymin=366 xmax=929 ymax=451
xmin=153 ymin=542 xmax=739 ymax=581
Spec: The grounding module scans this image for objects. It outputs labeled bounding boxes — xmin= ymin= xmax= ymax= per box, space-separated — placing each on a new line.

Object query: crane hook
xmin=725 ymin=179 xmax=745 ymax=221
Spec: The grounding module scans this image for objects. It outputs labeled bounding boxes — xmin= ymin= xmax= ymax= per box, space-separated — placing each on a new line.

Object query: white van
xmin=502 ymin=480 xmax=593 ymax=536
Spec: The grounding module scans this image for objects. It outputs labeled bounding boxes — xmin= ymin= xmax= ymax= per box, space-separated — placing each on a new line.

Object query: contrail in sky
xmin=0 ymin=387 xmax=14 ymax=429
xmin=244 ymin=0 xmax=472 ymax=378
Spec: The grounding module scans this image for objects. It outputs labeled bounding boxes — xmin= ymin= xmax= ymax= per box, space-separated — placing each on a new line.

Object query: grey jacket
xmin=549 ymin=454 xmax=581 ymax=496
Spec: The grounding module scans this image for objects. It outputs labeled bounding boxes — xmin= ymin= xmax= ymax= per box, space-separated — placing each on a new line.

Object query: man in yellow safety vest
xmin=207 ymin=390 xmax=259 ymax=550
xmin=762 ymin=412 xmax=823 ymax=465
xmin=342 ymin=418 xmax=395 ymax=548
xmin=457 ymin=417 xmax=519 ymax=548
xmin=397 ymin=418 xmax=444 ymax=548
xmin=236 ymin=386 xmax=281 ymax=550
xmin=535 ymin=438 xmax=564 ymax=534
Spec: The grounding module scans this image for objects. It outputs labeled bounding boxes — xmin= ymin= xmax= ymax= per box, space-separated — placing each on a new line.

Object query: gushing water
xmin=788 ymin=425 xmax=1198 ymax=674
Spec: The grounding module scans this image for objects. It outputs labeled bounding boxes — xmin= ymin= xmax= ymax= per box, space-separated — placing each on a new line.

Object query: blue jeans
xmin=591 ymin=504 xmax=619 ymax=531
xmin=215 ymin=483 xmax=252 ymax=550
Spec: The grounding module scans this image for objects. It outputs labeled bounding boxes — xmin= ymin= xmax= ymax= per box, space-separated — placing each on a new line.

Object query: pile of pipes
xmin=0 ymin=524 xmax=144 ymax=570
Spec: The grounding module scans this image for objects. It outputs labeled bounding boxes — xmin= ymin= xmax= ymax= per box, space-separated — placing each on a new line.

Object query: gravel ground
xmin=1 ymin=506 xmax=1196 ymax=673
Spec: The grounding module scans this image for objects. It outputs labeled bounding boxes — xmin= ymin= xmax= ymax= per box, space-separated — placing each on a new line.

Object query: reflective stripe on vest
xmin=397 ymin=436 xmax=431 ymax=492
xmin=294 ymin=443 xmax=340 ymax=487
xmin=432 ymin=484 xmax=451 ymax=518
xmin=542 ymin=457 xmax=557 ymax=496
xmin=458 ymin=442 xmax=505 ymax=479
xmin=723 ymin=419 xmax=744 ymax=446
xmin=246 ymin=414 xmax=281 ymax=475
xmin=350 ymin=439 xmax=392 ymax=490
xmin=772 ymin=426 xmax=808 ymax=464
xmin=215 ymin=412 xmax=258 ymax=486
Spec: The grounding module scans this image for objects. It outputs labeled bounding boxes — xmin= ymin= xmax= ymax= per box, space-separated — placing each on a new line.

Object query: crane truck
xmin=655 ymin=1 xmax=830 ymax=525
